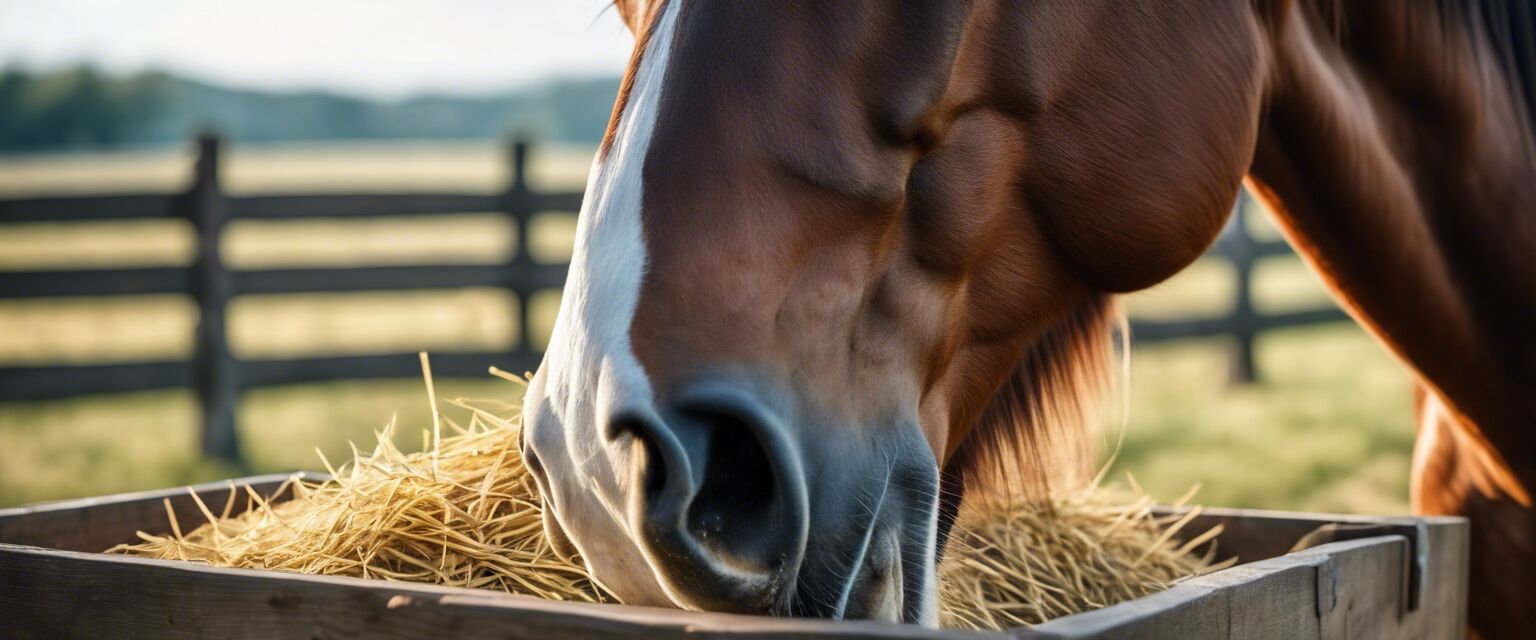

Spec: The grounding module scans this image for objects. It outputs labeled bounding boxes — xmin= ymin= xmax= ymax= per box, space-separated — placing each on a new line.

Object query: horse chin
xmin=787 ymin=440 xmax=943 ymax=625
xmin=787 ymin=517 xmax=940 ymax=624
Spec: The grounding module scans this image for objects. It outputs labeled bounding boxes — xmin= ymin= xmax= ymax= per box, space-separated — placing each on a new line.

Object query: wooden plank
xmin=0 ymin=261 xmax=566 ymax=302
xmin=232 ymin=263 xmax=568 ymax=295
xmin=239 ymin=351 xmax=543 ymax=388
xmin=0 ymin=267 xmax=190 ymax=298
xmin=0 ymin=534 xmax=1462 ymax=640
xmin=1153 ymin=505 xmax=1473 ymax=614
xmin=0 ymin=478 xmax=1466 ymax=640
xmin=0 ymin=190 xmax=585 ymax=222
xmin=0 ymin=546 xmax=1003 ymax=640
xmin=533 ymin=191 xmax=584 ymax=213
xmin=1225 ymin=201 xmax=1259 ymax=383
xmin=1130 ymin=316 xmax=1245 ymax=342
xmin=1402 ymin=515 xmax=1469 ymax=638
xmin=0 ymin=351 xmax=543 ymax=401
xmin=1131 ymin=307 xmax=1350 ymax=343
xmin=0 ymin=194 xmax=178 ymax=222
xmin=0 ymin=264 xmax=568 ymax=301
xmin=0 ymin=474 xmax=298 ymax=552
xmin=229 ymin=194 xmax=503 ymax=219
xmin=1032 ymin=537 xmax=1399 ymax=639
xmin=1034 ymin=528 xmax=1468 ymax=640
xmin=0 ymin=361 xmax=190 ymax=401
xmin=1150 ymin=506 xmax=1425 ymax=562
xmin=188 ymin=133 xmax=242 ymax=461
xmin=1300 ymin=537 xmax=1407 ymax=639
xmin=1206 ymin=237 xmax=1293 ymax=261
xmin=1257 ymin=307 xmax=1352 ymax=331
xmin=1027 ymin=554 xmax=1323 ymax=639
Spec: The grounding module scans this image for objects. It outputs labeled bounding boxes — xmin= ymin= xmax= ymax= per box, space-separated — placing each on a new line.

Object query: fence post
xmin=1227 ymin=193 xmax=1259 ymax=384
xmin=507 ymin=137 xmax=538 ymax=365
xmin=188 ymin=133 xmax=241 ymax=461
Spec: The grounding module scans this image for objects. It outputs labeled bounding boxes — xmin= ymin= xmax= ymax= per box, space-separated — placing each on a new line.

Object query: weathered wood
xmin=1152 ymin=505 xmax=1474 ymax=617
xmin=0 ymin=546 xmax=1003 ymax=640
xmin=186 ymin=133 xmax=241 ymax=461
xmin=0 ymin=478 xmax=1469 ymax=639
xmin=233 ymin=262 xmax=568 ymax=295
xmin=532 ymin=191 xmax=584 ymax=213
xmin=0 ymin=264 xmax=568 ymax=299
xmin=0 ymin=193 xmax=177 ymax=222
xmin=1225 ymin=199 xmax=1259 ymax=383
xmin=507 ymin=138 xmax=541 ymax=357
xmin=0 ymin=351 xmax=543 ymax=403
xmin=1207 ymin=237 xmax=1293 ymax=262
xmin=0 ymin=361 xmax=189 ymax=401
xmin=0 ymin=267 xmax=191 ymax=298
xmin=1130 ymin=307 xmax=1350 ymax=343
xmin=1032 ymin=534 xmax=1465 ymax=639
xmin=230 ymin=193 xmax=503 ymax=219
xmin=240 ymin=351 xmax=543 ymax=388
xmin=0 ymin=475 xmax=296 ymax=552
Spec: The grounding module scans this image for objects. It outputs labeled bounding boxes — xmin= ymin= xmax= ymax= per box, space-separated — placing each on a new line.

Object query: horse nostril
xmin=615 ymin=388 xmax=809 ymax=613
xmin=683 ymin=406 xmax=780 ymax=562
xmin=608 ymin=412 xmax=682 ymax=514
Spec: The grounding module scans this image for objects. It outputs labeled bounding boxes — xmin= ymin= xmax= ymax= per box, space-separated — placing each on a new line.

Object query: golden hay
xmin=937 ymin=486 xmax=1228 ymax=629
xmin=109 ymin=362 xmax=1226 ymax=629
xmin=108 ymin=368 xmax=605 ymax=603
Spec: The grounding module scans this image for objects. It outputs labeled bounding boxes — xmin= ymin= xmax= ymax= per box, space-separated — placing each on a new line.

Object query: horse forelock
xmin=601 ymin=0 xmax=671 ymax=160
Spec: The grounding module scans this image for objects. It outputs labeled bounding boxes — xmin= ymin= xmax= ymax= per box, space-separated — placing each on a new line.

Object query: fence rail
xmin=1129 ymin=198 xmax=1351 ymax=382
xmin=0 ymin=134 xmax=1352 ymax=462
xmin=0 ymin=134 xmax=565 ymax=460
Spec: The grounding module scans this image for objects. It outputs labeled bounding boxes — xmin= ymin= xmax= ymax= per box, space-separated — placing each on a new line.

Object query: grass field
xmin=0 ymin=143 xmax=1416 ymax=513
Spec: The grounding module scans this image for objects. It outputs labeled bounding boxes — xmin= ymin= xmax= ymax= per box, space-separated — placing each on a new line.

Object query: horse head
xmin=521 ymin=0 xmax=1260 ymax=623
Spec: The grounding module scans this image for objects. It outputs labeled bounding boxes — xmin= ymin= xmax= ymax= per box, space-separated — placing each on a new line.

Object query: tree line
xmin=0 ymin=66 xmax=619 ymax=152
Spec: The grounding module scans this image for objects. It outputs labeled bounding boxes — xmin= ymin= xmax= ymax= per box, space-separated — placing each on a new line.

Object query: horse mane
xmin=609 ymin=0 xmax=648 ymax=32
xmin=1461 ymin=0 xmax=1536 ymax=133
xmin=1316 ymin=0 xmax=1536 ymax=140
xmin=947 ymin=294 xmax=1123 ymax=505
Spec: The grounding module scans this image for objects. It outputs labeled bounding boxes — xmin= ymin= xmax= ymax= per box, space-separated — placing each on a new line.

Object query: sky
xmin=0 ymin=0 xmax=634 ymax=98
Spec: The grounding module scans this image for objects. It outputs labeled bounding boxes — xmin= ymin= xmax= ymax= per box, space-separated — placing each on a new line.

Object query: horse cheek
xmin=1022 ymin=94 xmax=1258 ymax=294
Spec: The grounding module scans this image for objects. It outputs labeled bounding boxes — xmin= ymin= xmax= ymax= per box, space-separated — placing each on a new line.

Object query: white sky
xmin=0 ymin=0 xmax=634 ymax=98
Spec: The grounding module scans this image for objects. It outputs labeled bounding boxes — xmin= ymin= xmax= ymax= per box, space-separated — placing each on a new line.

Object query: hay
xmin=109 ymin=359 xmax=1227 ymax=629
xmin=107 ymin=365 xmax=606 ymax=603
xmin=937 ymin=484 xmax=1230 ymax=629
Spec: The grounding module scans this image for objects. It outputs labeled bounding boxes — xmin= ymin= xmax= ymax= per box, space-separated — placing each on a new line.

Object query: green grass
xmin=1107 ymin=325 xmax=1413 ymax=514
xmin=0 ymin=378 xmax=517 ymax=506
xmin=0 ymin=143 xmax=1417 ymax=513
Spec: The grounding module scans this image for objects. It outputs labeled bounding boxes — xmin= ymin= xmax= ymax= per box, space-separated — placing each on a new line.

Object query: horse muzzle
xmin=609 ymin=376 xmax=942 ymax=623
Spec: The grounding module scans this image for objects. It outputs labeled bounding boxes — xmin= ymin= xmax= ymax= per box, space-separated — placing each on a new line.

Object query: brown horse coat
xmin=523 ymin=1 xmax=1535 ymax=634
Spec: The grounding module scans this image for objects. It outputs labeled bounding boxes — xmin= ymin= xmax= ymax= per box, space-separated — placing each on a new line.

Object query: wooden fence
xmin=0 ymin=135 xmax=1349 ymax=462
xmin=1134 ymin=196 xmax=1351 ymax=383
xmin=0 ymin=134 xmax=573 ymax=461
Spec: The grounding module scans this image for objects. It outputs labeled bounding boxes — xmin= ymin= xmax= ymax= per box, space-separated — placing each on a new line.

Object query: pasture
xmin=0 ymin=142 xmax=1413 ymax=513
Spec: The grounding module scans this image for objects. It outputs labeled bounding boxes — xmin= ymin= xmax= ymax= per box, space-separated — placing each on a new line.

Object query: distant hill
xmin=0 ymin=67 xmax=620 ymax=152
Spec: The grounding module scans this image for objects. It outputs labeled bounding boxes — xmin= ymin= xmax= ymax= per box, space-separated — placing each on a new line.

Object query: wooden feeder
xmin=0 ymin=475 xmax=1467 ymax=639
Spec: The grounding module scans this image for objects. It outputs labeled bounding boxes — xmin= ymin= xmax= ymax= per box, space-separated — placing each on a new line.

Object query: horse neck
xmin=1247 ymin=2 xmax=1536 ymax=470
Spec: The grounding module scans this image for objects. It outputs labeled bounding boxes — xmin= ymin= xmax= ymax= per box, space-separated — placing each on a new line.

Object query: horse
xmin=519 ymin=0 xmax=1536 ymax=634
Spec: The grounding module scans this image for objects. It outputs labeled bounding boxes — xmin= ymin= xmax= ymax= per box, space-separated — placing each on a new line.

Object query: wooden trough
xmin=0 ymin=475 xmax=1468 ymax=639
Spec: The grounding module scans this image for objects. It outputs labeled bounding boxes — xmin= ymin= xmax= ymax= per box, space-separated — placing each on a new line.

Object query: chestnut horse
xmin=520 ymin=0 xmax=1535 ymax=634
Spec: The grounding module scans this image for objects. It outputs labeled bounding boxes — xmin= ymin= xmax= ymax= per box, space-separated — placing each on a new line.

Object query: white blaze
xmin=529 ymin=0 xmax=683 ymax=604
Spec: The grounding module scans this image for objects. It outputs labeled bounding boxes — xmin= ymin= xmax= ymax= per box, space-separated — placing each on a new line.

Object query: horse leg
xmin=1411 ymin=385 xmax=1536 ymax=639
